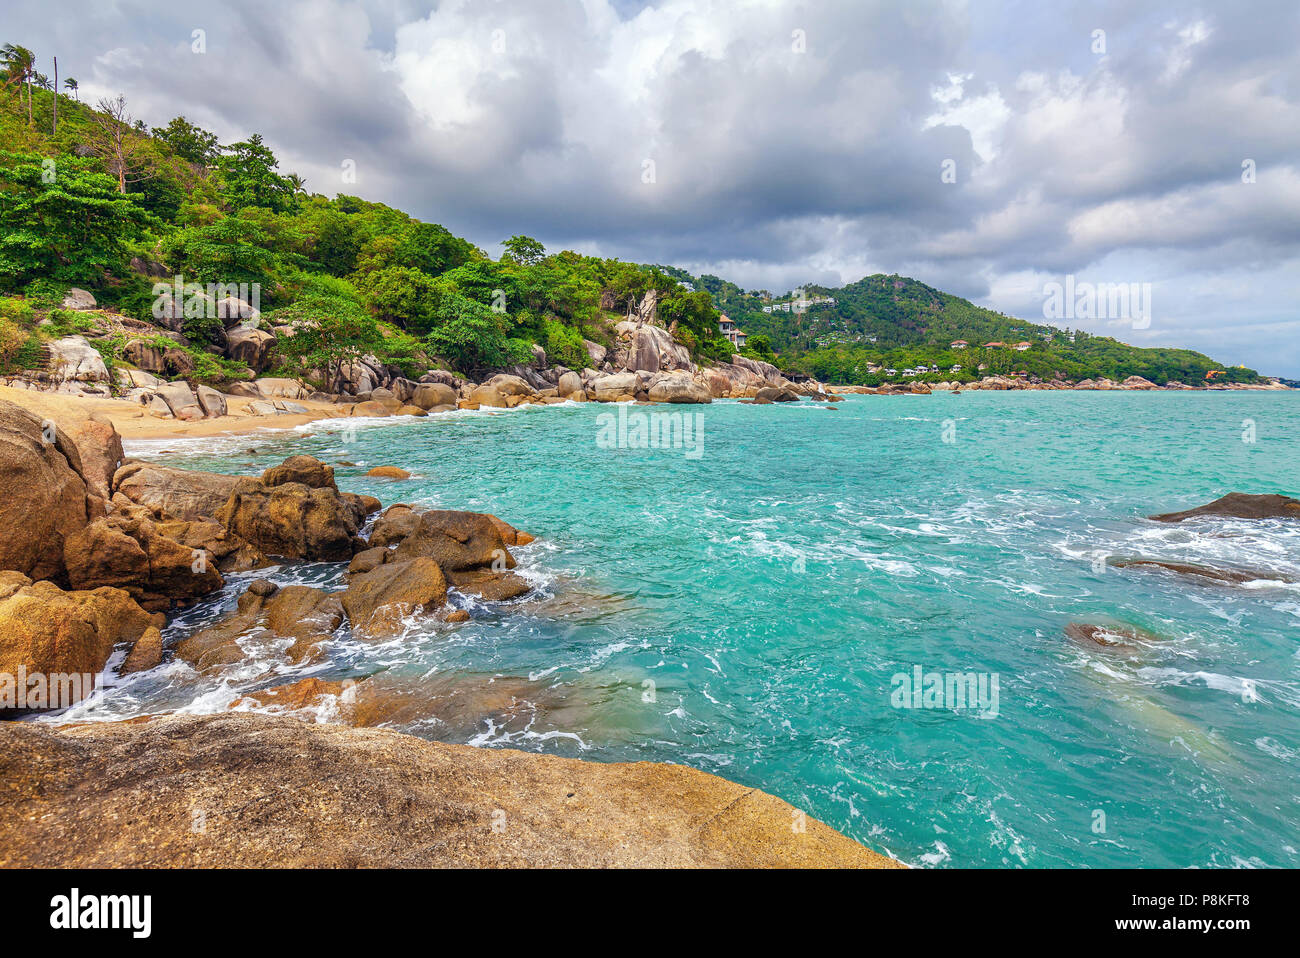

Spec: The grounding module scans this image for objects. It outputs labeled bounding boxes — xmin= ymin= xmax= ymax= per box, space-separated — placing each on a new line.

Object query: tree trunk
xmin=51 ymin=57 xmax=57 ymax=135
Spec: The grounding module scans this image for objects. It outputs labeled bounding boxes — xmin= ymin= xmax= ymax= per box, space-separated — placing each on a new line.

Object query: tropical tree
xmin=501 ymin=234 xmax=545 ymax=267
xmin=215 ymin=134 xmax=292 ymax=212
xmin=0 ymin=152 xmax=150 ymax=287
xmin=264 ymin=294 xmax=386 ymax=390
xmin=285 ymin=172 xmax=307 ymax=194
xmin=161 ymin=215 xmax=280 ymax=288
xmin=153 ymin=116 xmax=220 ymax=167
xmin=1 ymin=44 xmax=35 ymax=124
xmin=423 ymin=292 xmax=518 ymax=372
xmin=63 ymin=77 xmax=77 ymax=101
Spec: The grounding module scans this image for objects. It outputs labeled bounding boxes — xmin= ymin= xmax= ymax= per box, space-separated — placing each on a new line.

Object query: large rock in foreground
xmin=1149 ymin=492 xmax=1300 ymax=523
xmin=0 ymin=399 xmax=91 ymax=581
xmin=0 ymin=712 xmax=899 ymax=868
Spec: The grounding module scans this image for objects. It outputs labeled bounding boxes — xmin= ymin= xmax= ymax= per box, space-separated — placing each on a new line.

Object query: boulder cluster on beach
xmin=0 ymin=396 xmax=540 ymax=711
xmin=2 ymin=289 xmax=841 ymax=424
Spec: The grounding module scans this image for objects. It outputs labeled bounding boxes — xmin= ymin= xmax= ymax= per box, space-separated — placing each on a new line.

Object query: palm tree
xmin=285 ymin=172 xmax=307 ymax=194
xmin=64 ymin=77 xmax=78 ymax=101
xmin=1 ymin=44 xmax=35 ymax=124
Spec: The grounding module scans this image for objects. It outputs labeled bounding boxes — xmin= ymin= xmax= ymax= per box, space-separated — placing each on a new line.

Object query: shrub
xmin=540 ymin=318 xmax=587 ymax=369
xmin=22 ymin=278 xmax=67 ymax=309
xmin=0 ymin=316 xmax=41 ymax=373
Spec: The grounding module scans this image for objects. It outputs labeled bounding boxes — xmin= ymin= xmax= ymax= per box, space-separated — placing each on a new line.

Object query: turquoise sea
xmin=56 ymin=391 xmax=1300 ymax=868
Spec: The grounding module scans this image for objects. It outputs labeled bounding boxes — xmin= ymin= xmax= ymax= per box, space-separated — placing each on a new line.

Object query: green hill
xmin=665 ymin=271 xmax=1262 ymax=387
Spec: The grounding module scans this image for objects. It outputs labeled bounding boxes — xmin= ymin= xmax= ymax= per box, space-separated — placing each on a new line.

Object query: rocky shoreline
xmin=0 ymin=391 xmax=897 ymax=868
xmin=4 ymin=289 xmax=836 ymax=432
xmin=831 ymin=373 xmax=1292 ymax=395
xmin=15 ymin=289 xmax=1285 ymax=442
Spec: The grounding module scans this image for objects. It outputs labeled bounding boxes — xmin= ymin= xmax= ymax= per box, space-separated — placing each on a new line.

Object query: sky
xmin=8 ymin=0 xmax=1299 ymax=373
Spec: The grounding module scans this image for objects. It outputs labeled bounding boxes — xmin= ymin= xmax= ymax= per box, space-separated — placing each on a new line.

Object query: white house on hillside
xmin=718 ymin=314 xmax=748 ymax=348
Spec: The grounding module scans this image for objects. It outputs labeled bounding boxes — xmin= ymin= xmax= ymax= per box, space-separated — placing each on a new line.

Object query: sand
xmin=0 ymin=384 xmax=355 ymax=440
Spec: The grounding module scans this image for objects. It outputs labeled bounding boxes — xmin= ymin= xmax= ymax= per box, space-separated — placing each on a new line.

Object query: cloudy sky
xmin=9 ymin=0 xmax=1299 ymax=373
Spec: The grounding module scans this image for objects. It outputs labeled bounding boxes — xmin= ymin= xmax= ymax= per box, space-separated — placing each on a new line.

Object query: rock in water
xmin=1110 ymin=557 xmax=1293 ymax=585
xmin=175 ymin=583 xmax=344 ymax=670
xmin=341 ymin=557 xmax=448 ymax=638
xmin=63 ymin=509 xmax=226 ymax=612
xmin=1149 ymin=492 xmax=1300 ymax=523
xmin=366 ymin=466 xmax=411 ymax=479
xmin=261 ymin=455 xmax=335 ymax=489
xmin=217 ymin=476 xmax=363 ymax=562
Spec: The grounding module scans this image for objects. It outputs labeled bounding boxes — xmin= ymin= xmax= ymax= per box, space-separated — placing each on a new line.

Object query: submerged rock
xmin=1149 ymin=492 xmax=1300 ymax=523
xmin=0 ymin=712 xmax=900 ymax=867
xmin=341 ymin=557 xmax=448 ymax=639
xmin=1064 ymin=621 xmax=1161 ymax=654
xmin=175 ymin=583 xmax=344 ymax=670
xmin=1110 ymin=557 xmax=1295 ymax=585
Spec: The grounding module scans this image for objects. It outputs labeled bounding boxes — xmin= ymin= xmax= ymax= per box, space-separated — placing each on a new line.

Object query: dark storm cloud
xmin=4 ymin=0 xmax=1298 ymax=372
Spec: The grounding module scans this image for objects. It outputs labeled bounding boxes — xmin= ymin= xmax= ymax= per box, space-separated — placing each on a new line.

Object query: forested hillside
xmin=664 ymin=273 xmax=1262 ymax=387
xmin=0 ymin=49 xmax=746 ymax=389
xmin=0 ymin=41 xmax=1261 ymax=391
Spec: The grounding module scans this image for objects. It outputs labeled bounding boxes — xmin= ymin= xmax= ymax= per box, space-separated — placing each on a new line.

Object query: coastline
xmin=6 ymin=370 xmax=1291 ymax=450
xmin=0 ymin=383 xmax=901 ymax=868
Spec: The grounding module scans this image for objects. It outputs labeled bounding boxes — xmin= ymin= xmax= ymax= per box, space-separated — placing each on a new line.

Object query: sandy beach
xmin=0 ymin=384 xmax=354 ymax=441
